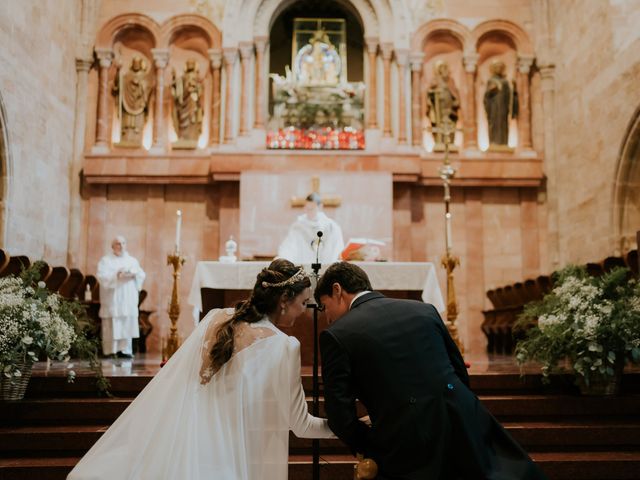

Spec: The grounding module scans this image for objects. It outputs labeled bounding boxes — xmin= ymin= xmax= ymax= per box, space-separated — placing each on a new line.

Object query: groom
xmin=316 ymin=262 xmax=548 ymax=480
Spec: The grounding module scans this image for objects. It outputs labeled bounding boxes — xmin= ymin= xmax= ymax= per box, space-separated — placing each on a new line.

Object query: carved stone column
xmin=540 ymin=63 xmax=560 ymax=265
xmin=150 ymin=48 xmax=169 ymax=150
xmin=67 ymin=57 xmax=93 ymax=267
xmin=381 ymin=43 xmax=394 ymax=137
xmin=208 ymin=49 xmax=222 ymax=146
xmin=94 ymin=48 xmax=113 ymax=149
xmin=223 ymin=48 xmax=237 ymax=143
xmin=365 ymin=38 xmax=378 ymax=129
xmin=463 ymin=53 xmax=478 ymax=149
xmin=239 ymin=42 xmax=253 ymax=136
xmin=396 ymin=50 xmax=408 ymax=144
xmin=253 ymin=37 xmax=268 ymax=130
xmin=410 ymin=53 xmax=424 ymax=146
xmin=517 ymin=54 xmax=535 ymax=150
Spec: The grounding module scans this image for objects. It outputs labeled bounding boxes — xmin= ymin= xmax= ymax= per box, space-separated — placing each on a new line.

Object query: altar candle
xmin=445 ymin=212 xmax=453 ymax=250
xmin=175 ymin=210 xmax=182 ymax=252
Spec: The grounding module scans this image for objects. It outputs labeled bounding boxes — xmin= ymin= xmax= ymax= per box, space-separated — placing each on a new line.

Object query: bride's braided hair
xmin=209 ymin=259 xmax=311 ymax=373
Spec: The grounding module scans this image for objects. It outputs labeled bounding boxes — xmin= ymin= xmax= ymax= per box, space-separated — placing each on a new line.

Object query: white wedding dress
xmin=68 ymin=308 xmax=334 ymax=480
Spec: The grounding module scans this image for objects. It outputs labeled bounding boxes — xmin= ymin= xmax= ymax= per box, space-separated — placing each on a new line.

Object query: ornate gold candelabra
xmin=163 ymin=251 xmax=186 ymax=363
xmin=432 ymin=116 xmax=464 ymax=355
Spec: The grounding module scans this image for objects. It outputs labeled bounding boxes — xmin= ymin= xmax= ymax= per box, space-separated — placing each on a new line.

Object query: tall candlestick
xmin=175 ymin=210 xmax=182 ymax=253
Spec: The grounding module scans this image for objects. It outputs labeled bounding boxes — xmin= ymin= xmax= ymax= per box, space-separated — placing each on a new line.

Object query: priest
xmin=97 ymin=236 xmax=146 ymax=358
xmin=277 ymin=193 xmax=344 ymax=264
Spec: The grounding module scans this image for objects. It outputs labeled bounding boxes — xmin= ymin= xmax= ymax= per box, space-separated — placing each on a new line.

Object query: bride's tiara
xmin=261 ymin=267 xmax=307 ymax=288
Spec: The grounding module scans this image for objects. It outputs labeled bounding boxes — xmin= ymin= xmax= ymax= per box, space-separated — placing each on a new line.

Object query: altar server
xmin=97 ymin=236 xmax=146 ymax=358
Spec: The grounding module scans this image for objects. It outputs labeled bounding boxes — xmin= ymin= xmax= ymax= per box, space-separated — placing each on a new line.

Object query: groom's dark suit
xmin=320 ymin=292 xmax=547 ymax=480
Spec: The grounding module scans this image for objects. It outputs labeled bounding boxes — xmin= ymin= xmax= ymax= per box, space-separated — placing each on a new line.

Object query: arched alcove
xmin=268 ymin=0 xmax=365 ymax=80
xmin=613 ymin=105 xmax=640 ymax=252
xmin=0 ymin=91 xmax=10 ymax=247
xmin=421 ymin=30 xmax=465 ymax=151
xmin=267 ymin=0 xmax=365 ymax=115
xmin=476 ymin=31 xmax=518 ymax=151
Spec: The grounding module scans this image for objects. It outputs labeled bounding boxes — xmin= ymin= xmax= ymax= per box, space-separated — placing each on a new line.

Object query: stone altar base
xmin=1 ymin=356 xmax=640 ymax=479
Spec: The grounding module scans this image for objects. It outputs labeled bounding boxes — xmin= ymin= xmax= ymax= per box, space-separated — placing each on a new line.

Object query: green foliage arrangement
xmin=515 ymin=265 xmax=640 ymax=387
xmin=0 ymin=261 xmax=109 ymax=394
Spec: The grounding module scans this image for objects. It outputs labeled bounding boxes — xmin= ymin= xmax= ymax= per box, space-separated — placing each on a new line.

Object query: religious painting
xmin=267 ymin=18 xmax=365 ymax=150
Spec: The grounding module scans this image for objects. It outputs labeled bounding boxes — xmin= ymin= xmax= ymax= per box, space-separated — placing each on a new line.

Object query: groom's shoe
xmin=116 ymin=351 xmax=134 ymax=359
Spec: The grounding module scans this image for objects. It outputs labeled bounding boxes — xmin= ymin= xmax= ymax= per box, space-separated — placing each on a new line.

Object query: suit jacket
xmin=320 ymin=292 xmax=547 ymax=480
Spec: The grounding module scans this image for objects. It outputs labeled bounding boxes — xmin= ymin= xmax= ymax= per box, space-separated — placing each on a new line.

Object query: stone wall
xmin=0 ymin=0 xmax=82 ymax=263
xmin=551 ymin=0 xmax=640 ymax=263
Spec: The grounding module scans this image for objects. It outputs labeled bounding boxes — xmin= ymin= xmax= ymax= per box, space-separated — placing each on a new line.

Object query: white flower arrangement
xmin=0 ymin=276 xmax=77 ymax=380
xmin=0 ymin=263 xmax=109 ymax=394
xmin=515 ymin=265 xmax=640 ymax=387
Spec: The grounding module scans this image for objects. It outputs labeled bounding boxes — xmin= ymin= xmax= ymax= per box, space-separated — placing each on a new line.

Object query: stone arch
xmin=95 ymin=13 xmax=161 ymax=50
xmin=411 ymin=18 xmax=473 ymax=54
xmin=0 ymin=91 xmax=11 ymax=247
xmin=472 ymin=19 xmax=534 ymax=56
xmin=612 ymin=104 xmax=640 ymax=252
xmin=221 ymin=0 xmax=383 ymax=46
xmin=159 ymin=14 xmax=222 ymax=50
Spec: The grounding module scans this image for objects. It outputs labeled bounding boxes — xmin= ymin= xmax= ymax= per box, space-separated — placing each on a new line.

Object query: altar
xmin=188 ymin=261 xmax=444 ymax=365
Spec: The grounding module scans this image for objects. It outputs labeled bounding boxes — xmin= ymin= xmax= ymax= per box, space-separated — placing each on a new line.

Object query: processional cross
xmin=431 ymin=104 xmax=464 ymax=355
xmin=290 ymin=176 xmax=342 ymax=208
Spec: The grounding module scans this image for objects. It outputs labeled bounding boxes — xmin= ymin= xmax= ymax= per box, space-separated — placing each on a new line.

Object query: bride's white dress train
xmin=68 ymin=308 xmax=334 ymax=480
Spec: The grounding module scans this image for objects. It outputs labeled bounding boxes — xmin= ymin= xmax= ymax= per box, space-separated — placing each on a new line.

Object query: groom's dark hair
xmin=314 ymin=262 xmax=372 ymax=303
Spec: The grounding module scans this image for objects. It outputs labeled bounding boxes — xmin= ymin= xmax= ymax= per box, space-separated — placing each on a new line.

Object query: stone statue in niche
xmin=171 ymin=59 xmax=204 ymax=148
xmin=425 ymin=60 xmax=460 ymax=151
xmin=112 ymin=55 xmax=154 ymax=147
xmin=483 ymin=60 xmax=518 ymax=149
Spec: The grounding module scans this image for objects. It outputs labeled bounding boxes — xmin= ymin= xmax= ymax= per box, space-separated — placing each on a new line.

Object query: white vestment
xmin=68 ymin=309 xmax=334 ymax=480
xmin=96 ymin=252 xmax=145 ymax=354
xmin=277 ymin=212 xmax=344 ymax=264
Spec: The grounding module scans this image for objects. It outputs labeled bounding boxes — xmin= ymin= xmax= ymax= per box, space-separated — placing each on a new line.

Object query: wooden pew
xmin=45 ymin=266 xmax=70 ymax=293
xmin=0 ymin=255 xmax=30 ymax=277
xmin=0 ymin=249 xmax=9 ymax=275
xmin=59 ymin=268 xmax=84 ymax=299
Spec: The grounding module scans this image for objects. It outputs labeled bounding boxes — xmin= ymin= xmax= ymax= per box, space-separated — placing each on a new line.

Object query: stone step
xmin=2 ymin=419 xmax=639 ymax=457
xmin=4 ymin=394 xmax=640 ymax=425
xmin=2 ymin=452 xmax=640 ymax=480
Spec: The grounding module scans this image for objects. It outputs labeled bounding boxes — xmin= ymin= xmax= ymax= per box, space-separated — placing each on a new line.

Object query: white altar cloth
xmin=188 ymin=261 xmax=445 ymax=316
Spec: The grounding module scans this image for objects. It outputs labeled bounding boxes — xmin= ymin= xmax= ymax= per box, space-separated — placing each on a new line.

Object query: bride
xmin=68 ymin=259 xmax=335 ymax=480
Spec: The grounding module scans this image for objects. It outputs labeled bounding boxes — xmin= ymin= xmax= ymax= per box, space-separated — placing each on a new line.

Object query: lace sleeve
xmin=199 ymin=308 xmax=234 ymax=385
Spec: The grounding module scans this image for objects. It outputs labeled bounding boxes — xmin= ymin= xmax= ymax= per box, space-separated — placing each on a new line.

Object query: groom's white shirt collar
xmin=349 ymin=290 xmax=371 ymax=310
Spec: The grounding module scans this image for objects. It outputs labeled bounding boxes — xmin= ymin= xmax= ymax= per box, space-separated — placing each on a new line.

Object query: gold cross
xmin=290 ymin=176 xmax=342 ymax=208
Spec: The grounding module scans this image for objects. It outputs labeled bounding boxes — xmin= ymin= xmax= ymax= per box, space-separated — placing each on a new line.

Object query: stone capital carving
xmin=380 ymin=43 xmax=394 ymax=61
xmin=395 ymin=49 xmax=409 ymax=67
xmin=365 ymin=37 xmax=379 ymax=54
xmin=539 ymin=63 xmax=555 ymax=79
xmin=462 ymin=53 xmax=479 ymax=73
xmin=223 ymin=48 xmax=237 ymax=67
xmin=151 ymin=48 xmax=170 ymax=69
xmin=208 ymin=48 xmax=223 ymax=69
xmin=409 ymin=52 xmax=425 ymax=72
xmin=517 ymin=54 xmax=535 ymax=74
xmin=94 ymin=48 xmax=113 ymax=68
xmin=254 ymin=36 xmax=269 ymax=54
xmin=75 ymin=57 xmax=93 ymax=73
xmin=239 ymin=42 xmax=254 ymax=60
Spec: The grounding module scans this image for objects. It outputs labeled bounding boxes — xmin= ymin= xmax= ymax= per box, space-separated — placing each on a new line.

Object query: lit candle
xmin=445 ymin=212 xmax=453 ymax=251
xmin=175 ymin=210 xmax=182 ymax=253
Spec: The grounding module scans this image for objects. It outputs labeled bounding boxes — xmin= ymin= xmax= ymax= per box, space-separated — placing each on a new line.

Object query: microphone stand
xmin=308 ymin=231 xmax=323 ymax=480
